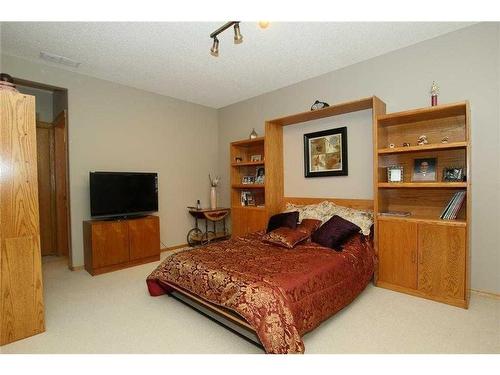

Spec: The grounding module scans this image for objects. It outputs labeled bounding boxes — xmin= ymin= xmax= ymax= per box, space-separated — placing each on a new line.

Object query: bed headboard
xmin=282 ymin=197 xmax=373 ymax=211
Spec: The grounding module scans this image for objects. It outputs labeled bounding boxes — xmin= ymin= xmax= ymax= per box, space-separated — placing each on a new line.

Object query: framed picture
xmin=304 ymin=127 xmax=348 ymax=177
xmin=412 ymin=158 xmax=437 ymax=182
xmin=255 ymin=167 xmax=265 ymax=184
xmin=387 ymin=166 xmax=404 ymax=183
xmin=242 ymin=175 xmax=255 ymax=184
xmin=235 ymin=156 xmax=243 ymax=163
xmin=250 ymin=154 xmax=262 ymax=162
xmin=240 ymin=191 xmax=251 ymax=206
xmin=442 ymin=167 xmax=464 ymax=182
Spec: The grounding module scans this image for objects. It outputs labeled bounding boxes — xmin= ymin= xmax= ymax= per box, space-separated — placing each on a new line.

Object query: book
xmin=440 ymin=192 xmax=458 ymax=219
xmin=379 ymin=211 xmax=411 ymax=217
xmin=441 ymin=191 xmax=466 ymax=220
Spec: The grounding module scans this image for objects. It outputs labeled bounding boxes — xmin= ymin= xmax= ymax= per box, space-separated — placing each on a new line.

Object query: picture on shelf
xmin=250 ymin=154 xmax=262 ymax=162
xmin=255 ymin=167 xmax=265 ymax=184
xmin=235 ymin=156 xmax=243 ymax=163
xmin=387 ymin=165 xmax=403 ymax=183
xmin=241 ymin=176 xmax=255 ymax=184
xmin=240 ymin=191 xmax=254 ymax=206
xmin=442 ymin=167 xmax=464 ymax=182
xmin=304 ymin=126 xmax=348 ymax=177
xmin=411 ymin=157 xmax=437 ymax=182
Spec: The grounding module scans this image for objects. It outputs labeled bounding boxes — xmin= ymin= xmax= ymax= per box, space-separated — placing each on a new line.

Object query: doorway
xmin=15 ymin=79 xmax=72 ymax=268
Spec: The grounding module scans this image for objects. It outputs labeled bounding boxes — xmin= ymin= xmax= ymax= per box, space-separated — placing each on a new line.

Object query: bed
xmin=146 ymin=198 xmax=375 ymax=354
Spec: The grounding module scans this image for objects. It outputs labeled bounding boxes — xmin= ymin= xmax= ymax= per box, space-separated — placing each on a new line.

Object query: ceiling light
xmin=233 ymin=23 xmax=243 ymax=44
xmin=258 ymin=21 xmax=270 ymax=29
xmin=210 ymin=37 xmax=219 ymax=57
xmin=39 ymin=51 xmax=81 ymax=68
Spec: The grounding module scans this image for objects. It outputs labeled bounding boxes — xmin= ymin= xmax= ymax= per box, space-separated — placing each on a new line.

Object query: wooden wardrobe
xmin=0 ymin=90 xmax=45 ymax=345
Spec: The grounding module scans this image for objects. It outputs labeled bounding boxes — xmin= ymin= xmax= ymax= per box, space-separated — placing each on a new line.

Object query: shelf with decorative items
xmin=230 ymin=136 xmax=267 ymax=236
xmin=374 ymin=100 xmax=471 ymax=309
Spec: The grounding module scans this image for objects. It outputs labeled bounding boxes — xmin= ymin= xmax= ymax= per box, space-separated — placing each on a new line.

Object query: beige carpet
xmin=1 ymin=253 xmax=499 ymax=354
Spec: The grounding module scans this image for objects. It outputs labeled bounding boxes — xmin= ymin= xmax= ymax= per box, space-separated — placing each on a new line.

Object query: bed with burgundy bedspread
xmin=146 ymin=230 xmax=375 ymax=354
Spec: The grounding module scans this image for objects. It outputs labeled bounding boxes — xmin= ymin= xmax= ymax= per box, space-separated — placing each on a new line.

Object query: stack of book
xmin=440 ymin=191 xmax=466 ymax=220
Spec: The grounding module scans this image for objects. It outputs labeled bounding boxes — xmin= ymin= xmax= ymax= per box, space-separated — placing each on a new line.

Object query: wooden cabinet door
xmin=378 ymin=220 xmax=418 ymax=289
xmin=92 ymin=221 xmax=129 ymax=268
xmin=231 ymin=208 xmax=246 ymax=237
xmin=129 ymin=216 xmax=160 ymax=260
xmin=417 ymin=224 xmax=466 ymax=300
xmin=246 ymin=209 xmax=267 ymax=233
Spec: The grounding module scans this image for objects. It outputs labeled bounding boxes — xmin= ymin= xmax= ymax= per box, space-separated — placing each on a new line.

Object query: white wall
xmin=1 ymin=53 xmax=219 ymax=268
xmin=218 ymin=23 xmax=500 ymax=294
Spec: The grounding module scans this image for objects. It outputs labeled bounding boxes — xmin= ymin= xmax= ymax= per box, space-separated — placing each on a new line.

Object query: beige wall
xmin=1 ymin=53 xmax=219 ymax=267
xmin=218 ymin=23 xmax=500 ymax=294
xmin=17 ymin=85 xmax=54 ymax=122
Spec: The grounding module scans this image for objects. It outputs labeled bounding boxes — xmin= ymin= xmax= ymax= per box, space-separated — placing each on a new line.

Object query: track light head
xmin=210 ymin=37 xmax=219 ymax=57
xmin=233 ymin=23 xmax=243 ymax=44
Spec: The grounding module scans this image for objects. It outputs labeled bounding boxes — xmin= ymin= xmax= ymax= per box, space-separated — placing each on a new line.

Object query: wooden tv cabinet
xmin=83 ymin=215 xmax=160 ymax=275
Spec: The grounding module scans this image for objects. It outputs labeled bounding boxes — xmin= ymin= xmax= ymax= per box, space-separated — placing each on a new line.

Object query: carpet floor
xmin=1 ymin=252 xmax=499 ymax=354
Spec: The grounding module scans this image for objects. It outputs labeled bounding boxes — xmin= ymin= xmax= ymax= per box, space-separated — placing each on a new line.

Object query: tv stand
xmin=83 ymin=215 xmax=160 ymax=275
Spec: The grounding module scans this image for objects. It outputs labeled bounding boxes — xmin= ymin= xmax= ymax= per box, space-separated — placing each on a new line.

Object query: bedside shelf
xmin=378 ymin=141 xmax=468 ymax=155
xmin=231 ymin=184 xmax=265 ymax=189
xmin=377 ymin=214 xmax=466 ymax=227
xmin=231 ymin=161 xmax=265 ymax=167
xmin=378 ymin=182 xmax=467 ymax=189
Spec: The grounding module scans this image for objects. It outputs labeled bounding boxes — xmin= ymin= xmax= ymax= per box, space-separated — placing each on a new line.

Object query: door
xmin=91 ymin=221 xmax=129 ymax=268
xmin=53 ymin=110 xmax=70 ymax=257
xmin=417 ymin=224 xmax=466 ymax=300
xmin=378 ymin=219 xmax=418 ymax=289
xmin=36 ymin=123 xmax=56 ymax=256
xmin=129 ymin=216 xmax=160 ymax=260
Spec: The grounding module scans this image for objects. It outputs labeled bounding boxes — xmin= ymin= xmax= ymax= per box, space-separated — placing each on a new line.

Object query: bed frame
xmin=162 ymin=196 xmax=374 ymax=349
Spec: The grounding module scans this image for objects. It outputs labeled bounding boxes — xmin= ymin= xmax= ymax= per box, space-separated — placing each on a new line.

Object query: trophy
xmin=430 ymin=81 xmax=439 ymax=107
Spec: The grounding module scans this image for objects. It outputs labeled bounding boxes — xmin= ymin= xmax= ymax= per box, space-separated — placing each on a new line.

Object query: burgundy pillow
xmin=262 ymin=227 xmax=309 ymax=249
xmin=266 ymin=211 xmax=299 ymax=233
xmin=312 ymin=215 xmax=360 ymax=251
xmin=296 ymin=219 xmax=322 ymax=239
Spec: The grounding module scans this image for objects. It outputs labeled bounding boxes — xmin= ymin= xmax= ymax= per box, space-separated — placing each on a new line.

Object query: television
xmin=90 ymin=172 xmax=158 ymax=218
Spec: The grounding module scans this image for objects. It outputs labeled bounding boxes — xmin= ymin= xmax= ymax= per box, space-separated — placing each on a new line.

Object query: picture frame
xmin=242 ymin=175 xmax=255 ymax=184
xmin=240 ymin=190 xmax=252 ymax=206
xmin=304 ymin=126 xmax=348 ymax=177
xmin=255 ymin=167 xmax=265 ymax=184
xmin=442 ymin=167 xmax=464 ymax=182
xmin=387 ymin=165 xmax=404 ymax=183
xmin=412 ymin=158 xmax=437 ymax=182
xmin=235 ymin=156 xmax=243 ymax=163
xmin=250 ymin=154 xmax=262 ymax=162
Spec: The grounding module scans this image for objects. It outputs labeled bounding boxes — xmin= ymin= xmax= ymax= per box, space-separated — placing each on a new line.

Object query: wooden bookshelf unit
xmin=374 ymin=101 xmax=471 ymax=308
xmin=230 ymin=137 xmax=268 ymax=236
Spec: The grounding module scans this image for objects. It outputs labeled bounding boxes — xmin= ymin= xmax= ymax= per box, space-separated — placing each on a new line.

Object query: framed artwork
xmin=250 ymin=154 xmax=262 ymax=162
xmin=442 ymin=167 xmax=464 ymax=182
xmin=412 ymin=158 xmax=437 ymax=182
xmin=255 ymin=167 xmax=265 ymax=184
xmin=241 ymin=176 xmax=255 ymax=184
xmin=304 ymin=127 xmax=348 ymax=177
xmin=387 ymin=166 xmax=404 ymax=183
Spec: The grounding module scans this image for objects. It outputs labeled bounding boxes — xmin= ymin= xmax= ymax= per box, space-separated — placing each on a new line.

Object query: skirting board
xmin=161 ymin=244 xmax=189 ymax=252
xmin=470 ymin=289 xmax=500 ymax=300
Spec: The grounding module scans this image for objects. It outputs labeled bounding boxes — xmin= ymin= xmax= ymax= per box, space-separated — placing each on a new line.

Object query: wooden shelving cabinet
xmin=230 ymin=137 xmax=268 ymax=236
xmin=374 ymin=101 xmax=471 ymax=308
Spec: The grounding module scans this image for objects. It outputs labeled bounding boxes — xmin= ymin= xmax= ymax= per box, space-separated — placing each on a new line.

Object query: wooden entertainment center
xmin=83 ymin=215 xmax=160 ymax=275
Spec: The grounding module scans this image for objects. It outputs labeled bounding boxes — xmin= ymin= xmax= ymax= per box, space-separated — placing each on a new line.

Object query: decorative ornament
xmin=0 ymin=73 xmax=18 ymax=92
xmin=402 ymin=142 xmax=411 ymax=147
xmin=249 ymin=128 xmax=258 ymax=139
xmin=430 ymin=81 xmax=439 ymax=107
xmin=389 ymin=143 xmax=395 ymax=149
xmin=310 ymin=100 xmax=330 ymax=111
xmin=441 ymin=136 xmax=449 ymax=144
xmin=417 ymin=135 xmax=428 ymax=146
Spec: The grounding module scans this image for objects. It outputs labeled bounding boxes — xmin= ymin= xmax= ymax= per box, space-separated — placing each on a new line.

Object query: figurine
xmin=402 ymin=142 xmax=411 ymax=147
xmin=249 ymin=128 xmax=258 ymax=139
xmin=417 ymin=135 xmax=428 ymax=145
xmin=310 ymin=100 xmax=330 ymax=111
xmin=430 ymin=81 xmax=439 ymax=107
xmin=441 ymin=136 xmax=449 ymax=144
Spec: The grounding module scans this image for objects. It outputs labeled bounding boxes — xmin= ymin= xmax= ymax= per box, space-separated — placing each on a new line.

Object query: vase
xmin=210 ymin=187 xmax=217 ymax=209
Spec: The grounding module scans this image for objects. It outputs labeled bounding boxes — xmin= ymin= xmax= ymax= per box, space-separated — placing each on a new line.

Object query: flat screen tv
xmin=90 ymin=172 xmax=158 ymax=218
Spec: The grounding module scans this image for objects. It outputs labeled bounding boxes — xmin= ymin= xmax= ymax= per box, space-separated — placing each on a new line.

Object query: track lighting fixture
xmin=233 ymin=23 xmax=243 ymax=44
xmin=209 ymin=21 xmax=243 ymax=57
xmin=210 ymin=37 xmax=219 ymax=57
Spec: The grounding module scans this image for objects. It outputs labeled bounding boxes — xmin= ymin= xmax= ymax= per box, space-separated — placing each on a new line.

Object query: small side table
xmin=187 ymin=207 xmax=231 ymax=246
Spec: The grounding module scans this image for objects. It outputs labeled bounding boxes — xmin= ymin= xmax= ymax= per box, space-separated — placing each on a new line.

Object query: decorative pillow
xmin=312 ymin=215 xmax=361 ymax=251
xmin=266 ymin=211 xmax=299 ymax=233
xmin=286 ymin=201 xmax=373 ymax=235
xmin=296 ymin=219 xmax=322 ymax=238
xmin=285 ymin=201 xmax=337 ymax=224
xmin=262 ymin=227 xmax=309 ymax=249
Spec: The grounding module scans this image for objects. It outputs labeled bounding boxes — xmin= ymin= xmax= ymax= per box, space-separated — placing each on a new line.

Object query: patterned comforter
xmin=146 ymin=231 xmax=375 ymax=354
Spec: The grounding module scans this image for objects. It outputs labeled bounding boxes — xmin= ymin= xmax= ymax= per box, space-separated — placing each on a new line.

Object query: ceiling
xmin=1 ymin=22 xmax=473 ymax=108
